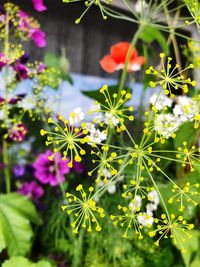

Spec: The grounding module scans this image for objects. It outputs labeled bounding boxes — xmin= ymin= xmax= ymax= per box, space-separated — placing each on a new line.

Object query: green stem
xmin=93 ymin=25 xmax=144 ymax=197
xmin=3 ymin=140 xmax=11 ymax=193
xmin=118 ymin=24 xmax=143 ymax=94
xmin=143 ymin=158 xmax=171 ymax=221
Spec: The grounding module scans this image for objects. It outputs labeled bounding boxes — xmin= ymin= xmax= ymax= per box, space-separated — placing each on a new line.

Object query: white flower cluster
xmin=67 ymin=106 xmax=107 ymax=144
xmin=69 ymin=107 xmax=85 ymax=125
xmin=154 ymin=113 xmax=181 ymax=139
xmin=173 ymin=96 xmax=198 ymax=122
xmin=129 ymin=190 xmax=159 ymax=227
xmin=150 ymin=93 xmax=173 ymax=111
xmin=150 ymin=94 xmax=200 ymax=138
xmin=85 ymin=122 xmax=107 ymax=144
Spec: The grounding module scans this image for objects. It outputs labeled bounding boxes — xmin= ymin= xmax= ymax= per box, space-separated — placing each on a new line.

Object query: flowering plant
xmin=0 ymin=0 xmax=200 ymax=267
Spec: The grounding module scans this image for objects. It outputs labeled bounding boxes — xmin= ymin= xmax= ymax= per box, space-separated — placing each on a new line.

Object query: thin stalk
xmin=118 ymin=24 xmax=144 ymax=94
xmin=2 ymin=9 xmax=11 ymax=193
xmin=3 ymin=140 xmax=11 ymax=193
xmin=94 ymin=25 xmax=143 ymax=195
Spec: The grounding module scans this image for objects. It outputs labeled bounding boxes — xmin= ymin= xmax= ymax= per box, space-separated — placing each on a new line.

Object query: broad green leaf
xmin=0 ymin=193 xmax=41 ymax=256
xmin=0 ymin=226 xmax=6 ymax=253
xmin=140 ymin=26 xmax=169 ymax=54
xmin=2 ymin=256 xmax=53 ymax=267
xmin=191 ymin=257 xmax=200 ymax=267
xmin=174 ymin=230 xmax=200 ymax=267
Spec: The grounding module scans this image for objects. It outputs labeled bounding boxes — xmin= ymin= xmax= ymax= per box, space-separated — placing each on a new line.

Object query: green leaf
xmin=0 ymin=193 xmax=41 ymax=256
xmin=140 ymin=26 xmax=169 ymax=54
xmin=44 ymin=53 xmax=60 ymax=68
xmin=2 ymin=256 xmax=53 ymax=267
xmin=82 ymin=85 xmax=132 ymax=104
xmin=173 ymin=122 xmax=198 ymax=149
xmin=0 ymin=226 xmax=6 ymax=253
xmin=191 ymin=257 xmax=200 ymax=267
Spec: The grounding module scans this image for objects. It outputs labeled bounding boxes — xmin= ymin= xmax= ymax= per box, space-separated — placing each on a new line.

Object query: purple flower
xmin=8 ymin=94 xmax=26 ymax=105
xmin=30 ymin=28 xmax=46 ymax=47
xmin=18 ymin=181 xmax=44 ymax=200
xmin=20 ymin=52 xmax=29 ymax=64
xmin=32 ymin=0 xmax=47 ymax=12
xmin=18 ymin=11 xmax=46 ymax=48
xmin=33 ymin=150 xmax=70 ymax=186
xmin=7 ymin=123 xmax=28 ymax=142
xmin=13 ymin=63 xmax=28 ymax=80
xmin=13 ymin=164 xmax=25 ymax=177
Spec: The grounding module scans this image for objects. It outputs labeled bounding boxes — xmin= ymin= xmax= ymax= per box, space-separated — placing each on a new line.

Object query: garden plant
xmin=0 ymin=0 xmax=200 ymax=266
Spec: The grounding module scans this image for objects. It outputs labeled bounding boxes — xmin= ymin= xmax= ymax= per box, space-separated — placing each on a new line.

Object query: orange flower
xmin=100 ymin=42 xmax=144 ymax=73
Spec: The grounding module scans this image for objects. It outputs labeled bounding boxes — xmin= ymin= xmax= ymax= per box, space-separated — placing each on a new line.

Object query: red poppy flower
xmin=100 ymin=42 xmax=144 ymax=73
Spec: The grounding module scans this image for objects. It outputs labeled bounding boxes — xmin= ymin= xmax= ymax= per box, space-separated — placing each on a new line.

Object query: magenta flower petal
xmin=32 ymin=0 xmax=47 ymax=12
xmin=33 ymin=150 xmax=70 ymax=187
xmin=31 ymin=28 xmax=46 ymax=47
xmin=13 ymin=63 xmax=28 ymax=80
xmin=18 ymin=181 xmax=44 ymax=200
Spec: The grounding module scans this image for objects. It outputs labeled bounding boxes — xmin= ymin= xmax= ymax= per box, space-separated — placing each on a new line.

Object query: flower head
xmin=18 ymin=10 xmax=46 ymax=47
xmin=100 ymin=42 xmax=144 ymax=73
xmin=30 ymin=28 xmax=46 ymax=47
xmin=173 ymin=95 xmax=200 ymax=129
xmin=110 ymin=204 xmax=147 ymax=239
xmin=18 ymin=181 xmax=44 ymax=200
xmin=149 ymin=214 xmax=194 ymax=253
xmin=41 ymin=116 xmax=89 ymax=168
xmin=168 ymin=182 xmax=199 ymax=212
xmin=69 ymin=107 xmax=85 ymax=126
xmin=6 ymin=123 xmax=28 ymax=142
xmin=61 ymin=185 xmax=105 ymax=233
xmin=146 ymin=53 xmax=196 ymax=98
xmin=176 ymin=142 xmax=200 ymax=172
xmin=13 ymin=164 xmax=25 ymax=177
xmin=150 ymin=93 xmax=173 ymax=111
xmin=154 ymin=113 xmax=181 ymax=139
xmin=89 ymin=85 xmax=134 ymax=132
xmin=33 ymin=150 xmax=70 ymax=186
xmin=13 ymin=63 xmax=28 ymax=80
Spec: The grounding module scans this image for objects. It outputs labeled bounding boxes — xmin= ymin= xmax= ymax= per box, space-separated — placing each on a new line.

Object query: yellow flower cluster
xmin=168 ymin=182 xmax=199 ymax=212
xmin=149 ymin=213 xmax=194 ymax=253
xmin=185 ymin=0 xmax=200 ymax=32
xmin=89 ymin=85 xmax=134 ymax=133
xmin=110 ymin=204 xmax=146 ymax=240
xmin=40 ymin=116 xmax=89 ymax=167
xmin=146 ymin=53 xmax=196 ymax=98
xmin=176 ymin=141 xmax=200 ymax=172
xmin=61 ymin=185 xmax=105 ymax=233
xmin=122 ymin=177 xmax=154 ymax=200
